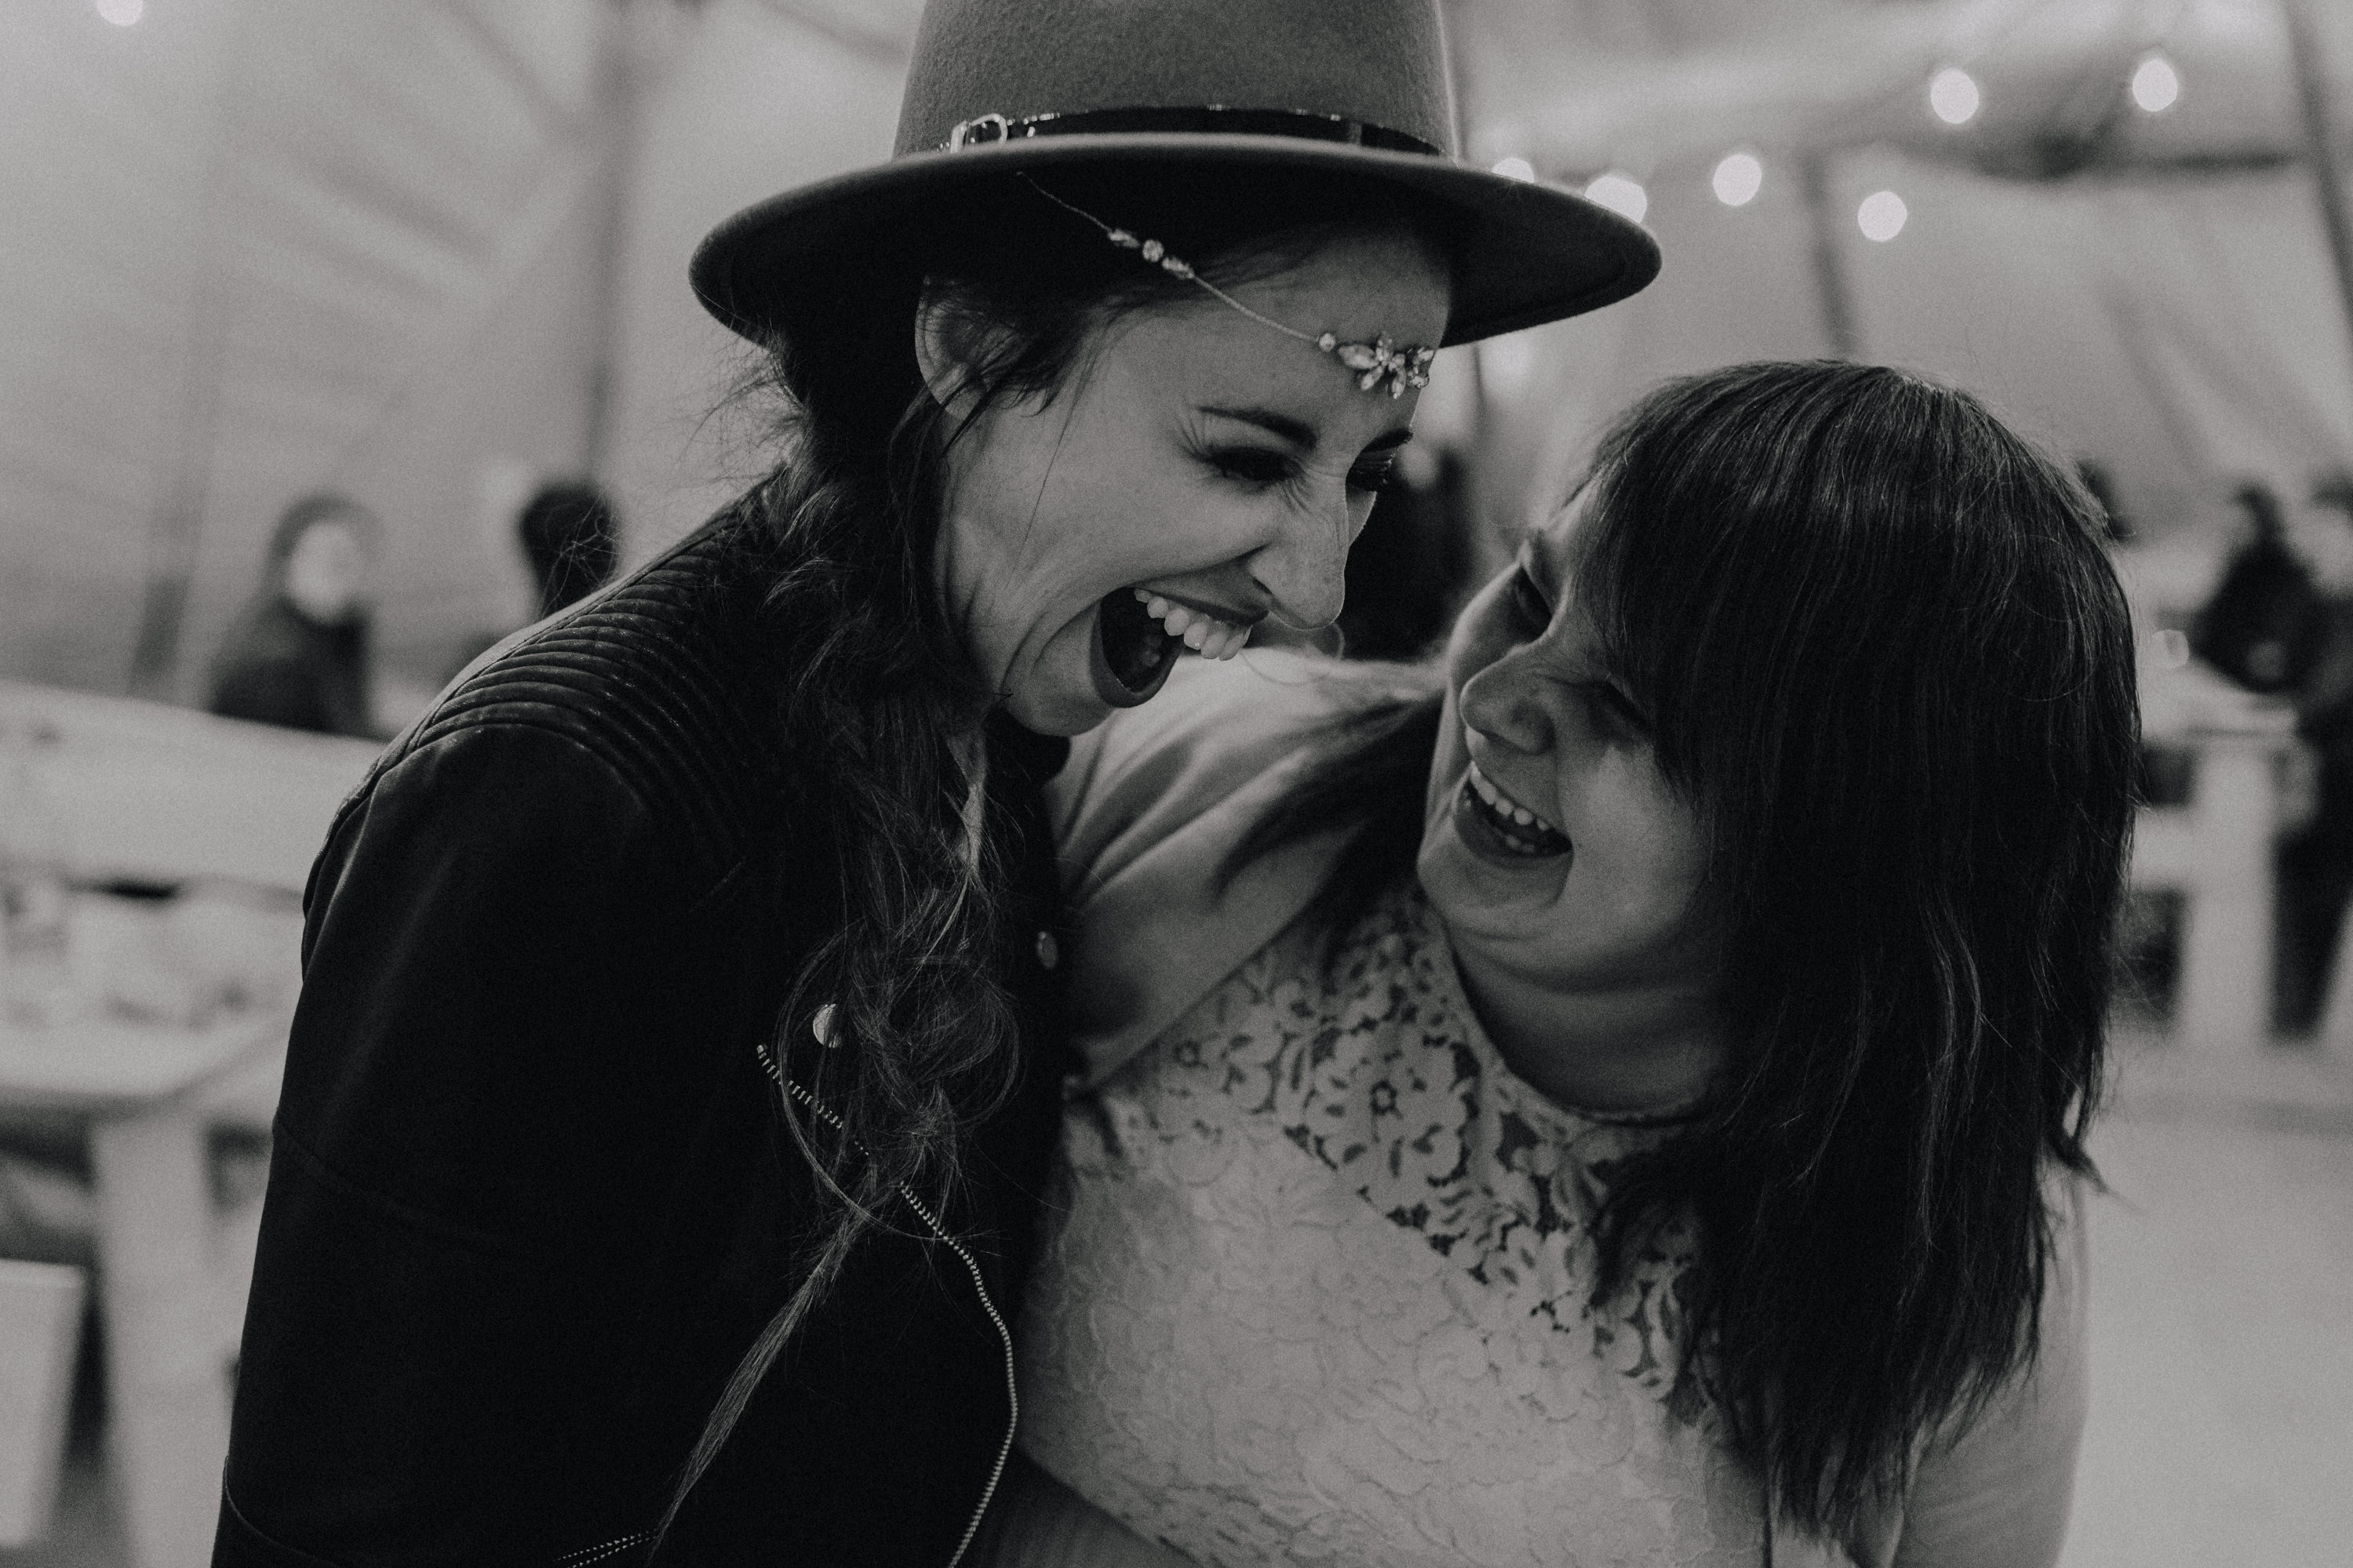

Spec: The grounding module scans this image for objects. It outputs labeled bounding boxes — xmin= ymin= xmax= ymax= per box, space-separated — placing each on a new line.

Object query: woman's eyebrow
xmin=1200 ymin=406 xmax=1417 ymax=455
xmin=1200 ymin=406 xmax=1317 ymax=448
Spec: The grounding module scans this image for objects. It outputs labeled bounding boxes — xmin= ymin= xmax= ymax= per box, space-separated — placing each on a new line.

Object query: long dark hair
xmin=1230 ymin=361 xmax=2138 ymax=1546
xmin=663 ymin=166 xmax=1455 ymax=1530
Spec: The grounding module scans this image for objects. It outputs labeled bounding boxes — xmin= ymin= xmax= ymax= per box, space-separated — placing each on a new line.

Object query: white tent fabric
xmin=2 ymin=0 xmax=615 ymax=697
xmin=1486 ymin=153 xmax=2353 ymax=540
xmin=5 ymin=0 xmax=2350 ymax=700
xmin=599 ymin=0 xmax=918 ymax=565
xmin=1465 ymin=0 xmax=2353 ymax=179
xmin=1455 ymin=0 xmax=2353 ymax=565
xmin=0 ymin=0 xmax=923 ymax=701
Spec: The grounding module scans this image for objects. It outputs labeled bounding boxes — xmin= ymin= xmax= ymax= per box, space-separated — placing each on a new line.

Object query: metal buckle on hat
xmin=946 ymin=112 xmax=1013 ymax=152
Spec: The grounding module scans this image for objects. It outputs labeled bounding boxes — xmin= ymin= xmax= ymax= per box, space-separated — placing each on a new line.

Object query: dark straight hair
xmin=1229 ymin=360 xmax=2139 ymax=1548
xmin=660 ymin=167 xmax=1457 ymax=1538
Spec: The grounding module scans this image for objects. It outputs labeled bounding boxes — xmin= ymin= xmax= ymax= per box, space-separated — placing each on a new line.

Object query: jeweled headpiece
xmin=1020 ymin=176 xmax=1438 ymax=399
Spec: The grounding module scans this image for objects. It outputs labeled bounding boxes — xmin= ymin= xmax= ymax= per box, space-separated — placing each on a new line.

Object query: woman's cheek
xmin=1450 ymin=584 xmax=1517 ymax=682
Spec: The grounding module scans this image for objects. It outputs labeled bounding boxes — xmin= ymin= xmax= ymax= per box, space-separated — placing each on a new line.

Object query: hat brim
xmin=691 ymin=135 xmax=1660 ymax=351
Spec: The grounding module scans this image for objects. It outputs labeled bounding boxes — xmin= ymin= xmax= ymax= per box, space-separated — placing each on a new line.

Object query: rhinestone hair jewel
xmin=1020 ymin=177 xmax=1437 ymax=398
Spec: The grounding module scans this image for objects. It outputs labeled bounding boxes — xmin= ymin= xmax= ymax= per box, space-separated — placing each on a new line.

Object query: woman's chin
xmin=1417 ymin=802 xmax=1570 ymax=920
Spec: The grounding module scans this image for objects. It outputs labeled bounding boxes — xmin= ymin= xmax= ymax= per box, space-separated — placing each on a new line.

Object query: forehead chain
xmin=1017 ymin=176 xmax=1437 ymax=399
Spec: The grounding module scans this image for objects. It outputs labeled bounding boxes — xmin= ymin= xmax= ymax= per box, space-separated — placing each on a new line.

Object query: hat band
xmin=942 ymin=106 xmax=1443 ymax=158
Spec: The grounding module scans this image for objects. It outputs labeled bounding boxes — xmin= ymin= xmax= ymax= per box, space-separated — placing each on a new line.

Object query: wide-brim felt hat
xmin=692 ymin=0 xmax=1659 ymax=351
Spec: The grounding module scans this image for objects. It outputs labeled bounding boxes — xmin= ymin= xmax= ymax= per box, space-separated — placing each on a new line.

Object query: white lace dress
xmin=1011 ymin=881 xmax=1842 ymax=1568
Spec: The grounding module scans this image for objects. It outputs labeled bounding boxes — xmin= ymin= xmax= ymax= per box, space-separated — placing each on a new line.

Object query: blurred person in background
xmin=206 ymin=493 xmax=384 ymax=740
xmin=517 ymin=478 xmax=623 ymax=620
xmin=2271 ymin=471 xmax=2353 ymax=1032
xmin=439 ymin=478 xmax=627 ymax=680
xmin=210 ymin=1 xmax=1657 ymax=1563
xmin=996 ymin=362 xmax=2132 ymax=1567
xmin=2189 ymin=480 xmax=2325 ymax=697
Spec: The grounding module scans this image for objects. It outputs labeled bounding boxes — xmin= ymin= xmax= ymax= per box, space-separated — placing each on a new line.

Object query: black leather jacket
xmin=213 ymin=515 xmax=1073 ymax=1566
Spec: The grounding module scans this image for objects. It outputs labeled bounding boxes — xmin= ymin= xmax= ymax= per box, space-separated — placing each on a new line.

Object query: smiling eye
xmin=1582 ymin=680 xmax=1652 ymax=740
xmin=1505 ymin=563 xmax=1550 ymax=631
xmin=1207 ymin=447 xmax=1298 ymax=488
xmin=1346 ymin=453 xmax=1401 ymax=497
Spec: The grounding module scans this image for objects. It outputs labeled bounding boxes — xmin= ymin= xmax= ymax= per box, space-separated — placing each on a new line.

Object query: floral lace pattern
xmin=1016 ymin=883 xmax=1851 ymax=1567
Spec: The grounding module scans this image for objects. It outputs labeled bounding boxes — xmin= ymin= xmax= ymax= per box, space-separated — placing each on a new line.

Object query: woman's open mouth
xmin=1087 ymin=587 xmax=1255 ymax=708
xmin=1455 ymin=760 xmax=1572 ymax=860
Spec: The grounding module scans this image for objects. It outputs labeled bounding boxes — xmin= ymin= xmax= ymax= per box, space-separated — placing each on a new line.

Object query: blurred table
xmin=2134 ymin=658 xmax=2300 ymax=1056
xmin=0 ymin=1012 xmax=283 ymax=1568
xmin=1 ymin=678 xmax=376 ymax=1568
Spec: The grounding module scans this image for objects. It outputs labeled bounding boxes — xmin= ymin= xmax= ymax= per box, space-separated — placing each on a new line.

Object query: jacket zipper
xmin=556 ymin=1055 xmax=1019 ymax=1568
xmin=555 ymin=1534 xmax=653 ymax=1566
xmin=773 ymin=1066 xmax=1021 ymax=1568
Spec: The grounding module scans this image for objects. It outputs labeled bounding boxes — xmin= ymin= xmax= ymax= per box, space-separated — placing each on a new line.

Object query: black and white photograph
xmin=2 ymin=1 xmax=2350 ymax=1564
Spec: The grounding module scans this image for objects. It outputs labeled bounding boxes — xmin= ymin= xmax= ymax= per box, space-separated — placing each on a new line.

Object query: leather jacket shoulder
xmin=217 ymin=516 xmax=1070 ymax=1567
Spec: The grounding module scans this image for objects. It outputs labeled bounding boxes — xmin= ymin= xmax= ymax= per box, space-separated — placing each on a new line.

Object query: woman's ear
xmin=913 ymin=282 xmax=984 ymax=424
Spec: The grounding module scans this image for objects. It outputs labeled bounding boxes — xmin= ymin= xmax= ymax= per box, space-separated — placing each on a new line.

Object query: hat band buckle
xmin=946 ymin=112 xmax=1014 ymax=152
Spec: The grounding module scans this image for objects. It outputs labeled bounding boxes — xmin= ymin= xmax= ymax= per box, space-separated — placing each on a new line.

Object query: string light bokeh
xmin=1528 ymin=38 xmax=2195 ymax=260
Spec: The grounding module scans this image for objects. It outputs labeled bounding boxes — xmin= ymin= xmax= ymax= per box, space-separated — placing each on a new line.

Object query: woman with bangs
xmin=994 ymin=359 xmax=2136 ymax=1567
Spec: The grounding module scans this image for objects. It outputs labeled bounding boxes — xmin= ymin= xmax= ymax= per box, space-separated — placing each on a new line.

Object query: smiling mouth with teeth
xmin=1087 ymin=585 xmax=1255 ymax=708
xmin=1463 ymin=760 xmax=1572 ymax=858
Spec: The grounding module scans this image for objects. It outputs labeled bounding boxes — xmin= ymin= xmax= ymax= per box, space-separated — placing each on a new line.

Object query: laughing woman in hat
xmin=210 ymin=2 xmax=1654 ymax=1566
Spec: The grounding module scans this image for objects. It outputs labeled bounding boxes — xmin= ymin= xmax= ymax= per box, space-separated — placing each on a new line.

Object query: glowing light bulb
xmin=2131 ymin=53 xmax=2180 ymax=113
xmin=1491 ymin=157 xmax=1536 ymax=183
xmin=95 ymin=0 xmax=143 ymax=23
xmin=1583 ymin=172 xmax=1648 ymax=224
xmin=1857 ymin=190 xmax=1908 ymax=242
xmin=1929 ymin=67 xmax=1980 ymax=126
xmin=1711 ymin=151 xmax=1764 ymax=207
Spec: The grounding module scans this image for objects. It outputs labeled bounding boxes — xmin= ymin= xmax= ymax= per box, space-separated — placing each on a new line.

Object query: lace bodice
xmin=1014 ymin=882 xmax=1851 ymax=1568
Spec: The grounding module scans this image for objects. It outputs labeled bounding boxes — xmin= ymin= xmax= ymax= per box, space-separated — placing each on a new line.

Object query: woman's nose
xmin=1459 ymin=653 xmax=1553 ymax=756
xmin=1246 ymin=495 xmax=1355 ymax=631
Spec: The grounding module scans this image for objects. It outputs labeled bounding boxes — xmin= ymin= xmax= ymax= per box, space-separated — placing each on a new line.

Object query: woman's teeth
xmin=1132 ymin=588 xmax=1250 ymax=660
xmin=1467 ymin=760 xmax=1567 ymax=853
